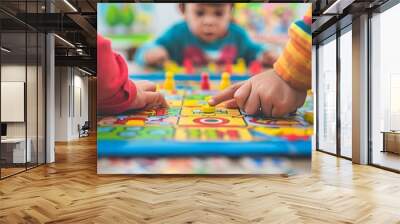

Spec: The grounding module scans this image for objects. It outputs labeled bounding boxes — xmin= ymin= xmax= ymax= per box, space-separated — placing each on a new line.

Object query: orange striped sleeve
xmin=273 ymin=6 xmax=312 ymax=91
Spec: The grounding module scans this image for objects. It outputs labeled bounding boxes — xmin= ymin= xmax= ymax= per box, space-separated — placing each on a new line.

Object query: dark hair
xmin=179 ymin=3 xmax=233 ymax=13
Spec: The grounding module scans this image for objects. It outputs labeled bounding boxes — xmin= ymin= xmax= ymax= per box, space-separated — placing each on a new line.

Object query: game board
xmin=97 ymin=73 xmax=313 ymax=159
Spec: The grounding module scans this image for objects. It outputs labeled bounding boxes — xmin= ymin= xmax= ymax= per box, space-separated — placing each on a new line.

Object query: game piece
xmin=208 ymin=62 xmax=217 ymax=74
xmin=201 ymin=104 xmax=216 ymax=113
xmin=219 ymin=72 xmax=231 ymax=90
xmin=163 ymin=71 xmax=175 ymax=91
xmin=163 ymin=60 xmax=179 ymax=73
xmin=224 ymin=62 xmax=233 ymax=73
xmin=249 ymin=60 xmax=262 ymax=75
xmin=183 ymin=58 xmax=194 ymax=74
xmin=200 ymin=72 xmax=210 ymax=90
xmin=235 ymin=58 xmax=246 ymax=74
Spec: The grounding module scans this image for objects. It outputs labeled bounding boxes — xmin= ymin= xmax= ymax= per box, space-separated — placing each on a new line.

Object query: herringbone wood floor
xmin=1 ymin=135 xmax=400 ymax=224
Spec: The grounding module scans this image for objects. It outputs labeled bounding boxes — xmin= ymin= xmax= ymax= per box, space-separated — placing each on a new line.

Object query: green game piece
xmin=105 ymin=4 xmax=120 ymax=27
xmin=120 ymin=5 xmax=135 ymax=27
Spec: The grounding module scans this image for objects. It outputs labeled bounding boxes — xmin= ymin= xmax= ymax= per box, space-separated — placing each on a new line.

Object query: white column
xmin=352 ymin=14 xmax=369 ymax=164
xmin=46 ymin=33 xmax=55 ymax=163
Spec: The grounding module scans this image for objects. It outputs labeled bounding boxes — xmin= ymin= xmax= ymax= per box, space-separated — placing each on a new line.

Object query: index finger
xmin=208 ymin=82 xmax=244 ymax=106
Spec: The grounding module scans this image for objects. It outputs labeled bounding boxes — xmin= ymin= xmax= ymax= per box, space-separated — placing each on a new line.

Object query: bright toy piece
xmin=201 ymin=104 xmax=215 ymax=113
xmin=200 ymin=72 xmax=210 ymax=90
xmin=249 ymin=60 xmax=263 ymax=75
xmin=234 ymin=58 xmax=246 ymax=74
xmin=224 ymin=62 xmax=233 ymax=73
xmin=183 ymin=58 xmax=194 ymax=74
xmin=163 ymin=61 xmax=180 ymax=74
xmin=219 ymin=72 xmax=231 ymax=90
xmin=163 ymin=71 xmax=175 ymax=91
xmin=208 ymin=62 xmax=217 ymax=74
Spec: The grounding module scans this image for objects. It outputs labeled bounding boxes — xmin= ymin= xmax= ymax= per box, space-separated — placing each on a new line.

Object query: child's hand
xmin=130 ymin=80 xmax=168 ymax=110
xmin=144 ymin=47 xmax=169 ymax=66
xmin=208 ymin=70 xmax=307 ymax=117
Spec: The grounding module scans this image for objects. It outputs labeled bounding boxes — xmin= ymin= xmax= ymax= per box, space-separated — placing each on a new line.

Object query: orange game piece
xmin=183 ymin=58 xmax=194 ymax=74
xmin=200 ymin=72 xmax=210 ymax=90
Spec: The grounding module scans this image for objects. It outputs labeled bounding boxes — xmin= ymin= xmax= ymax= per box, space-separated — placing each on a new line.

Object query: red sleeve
xmin=97 ymin=35 xmax=137 ymax=114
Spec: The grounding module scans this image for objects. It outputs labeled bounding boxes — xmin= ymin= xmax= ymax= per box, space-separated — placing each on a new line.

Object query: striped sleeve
xmin=273 ymin=6 xmax=312 ymax=91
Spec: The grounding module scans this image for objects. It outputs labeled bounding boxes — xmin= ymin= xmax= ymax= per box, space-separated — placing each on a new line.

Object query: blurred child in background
xmin=135 ymin=3 xmax=276 ymax=68
xmin=98 ymin=35 xmax=168 ymax=115
xmin=209 ymin=6 xmax=311 ymax=118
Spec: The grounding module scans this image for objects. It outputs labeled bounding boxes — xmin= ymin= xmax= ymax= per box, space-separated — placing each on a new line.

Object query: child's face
xmin=183 ymin=3 xmax=232 ymax=43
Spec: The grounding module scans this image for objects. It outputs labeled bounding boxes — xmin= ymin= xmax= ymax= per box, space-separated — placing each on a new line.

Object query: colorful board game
xmin=97 ymin=73 xmax=313 ymax=161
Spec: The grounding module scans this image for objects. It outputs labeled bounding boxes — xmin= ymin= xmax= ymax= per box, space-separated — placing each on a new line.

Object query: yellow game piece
xmin=219 ymin=72 xmax=231 ymax=90
xmin=201 ymin=104 xmax=215 ymax=113
xmin=208 ymin=62 xmax=217 ymax=74
xmin=126 ymin=119 xmax=145 ymax=126
xmin=235 ymin=58 xmax=246 ymax=74
xmin=163 ymin=71 xmax=175 ymax=91
xmin=304 ymin=111 xmax=314 ymax=124
xmin=163 ymin=60 xmax=180 ymax=73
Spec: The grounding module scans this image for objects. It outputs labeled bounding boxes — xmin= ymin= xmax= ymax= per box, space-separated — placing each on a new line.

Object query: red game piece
xmin=183 ymin=58 xmax=194 ymax=74
xmin=224 ymin=62 xmax=233 ymax=73
xmin=200 ymin=72 xmax=210 ymax=90
xmin=249 ymin=60 xmax=262 ymax=75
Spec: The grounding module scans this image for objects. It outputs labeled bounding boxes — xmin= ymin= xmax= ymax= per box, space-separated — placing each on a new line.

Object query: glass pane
xmin=27 ymin=31 xmax=38 ymax=169
xmin=1 ymin=30 xmax=27 ymax=177
xmin=317 ymin=37 xmax=337 ymax=154
xmin=371 ymin=4 xmax=400 ymax=171
xmin=340 ymin=29 xmax=352 ymax=158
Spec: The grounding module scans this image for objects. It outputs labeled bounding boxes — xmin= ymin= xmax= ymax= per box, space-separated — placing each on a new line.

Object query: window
xmin=339 ymin=28 xmax=352 ymax=158
xmin=0 ymin=0 xmax=47 ymax=179
xmin=317 ymin=36 xmax=337 ymax=154
xmin=370 ymin=3 xmax=400 ymax=171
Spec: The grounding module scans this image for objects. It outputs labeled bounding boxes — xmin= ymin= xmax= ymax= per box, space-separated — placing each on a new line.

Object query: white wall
xmin=55 ymin=67 xmax=70 ymax=141
xmin=54 ymin=67 xmax=89 ymax=141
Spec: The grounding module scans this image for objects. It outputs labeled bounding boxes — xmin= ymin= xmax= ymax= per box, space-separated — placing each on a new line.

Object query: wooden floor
xmin=1 ymin=136 xmax=400 ymax=224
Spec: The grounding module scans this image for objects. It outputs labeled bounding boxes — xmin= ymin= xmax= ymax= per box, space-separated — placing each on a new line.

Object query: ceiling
xmin=311 ymin=0 xmax=390 ymax=43
xmin=0 ymin=0 xmax=98 ymax=74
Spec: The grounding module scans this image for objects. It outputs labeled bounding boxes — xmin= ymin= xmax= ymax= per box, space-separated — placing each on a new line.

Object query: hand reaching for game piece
xmin=208 ymin=70 xmax=307 ymax=117
xmin=130 ymin=80 xmax=168 ymax=110
xmin=144 ymin=46 xmax=169 ymax=66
